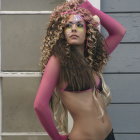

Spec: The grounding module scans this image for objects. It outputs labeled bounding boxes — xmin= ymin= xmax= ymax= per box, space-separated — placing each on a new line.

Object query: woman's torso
xmin=57 ymin=73 xmax=113 ymax=140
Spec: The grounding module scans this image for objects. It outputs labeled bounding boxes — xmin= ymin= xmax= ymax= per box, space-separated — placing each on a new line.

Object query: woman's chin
xmin=69 ymin=41 xmax=80 ymax=46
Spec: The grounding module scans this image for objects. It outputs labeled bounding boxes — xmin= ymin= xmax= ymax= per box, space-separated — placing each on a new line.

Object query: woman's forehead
xmin=67 ymin=14 xmax=85 ymax=23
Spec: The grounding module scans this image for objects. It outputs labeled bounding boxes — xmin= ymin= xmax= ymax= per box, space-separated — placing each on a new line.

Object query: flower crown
xmin=60 ymin=11 xmax=100 ymax=29
xmin=92 ymin=15 xmax=100 ymax=29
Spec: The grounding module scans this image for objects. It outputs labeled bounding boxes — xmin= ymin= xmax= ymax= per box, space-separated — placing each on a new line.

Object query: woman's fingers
xmin=66 ymin=0 xmax=85 ymax=4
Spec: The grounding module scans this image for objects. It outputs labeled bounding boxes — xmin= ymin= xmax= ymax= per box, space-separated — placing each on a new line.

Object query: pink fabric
xmin=33 ymin=1 xmax=126 ymax=140
xmin=80 ymin=0 xmax=126 ymax=55
xmin=34 ymin=56 xmax=67 ymax=140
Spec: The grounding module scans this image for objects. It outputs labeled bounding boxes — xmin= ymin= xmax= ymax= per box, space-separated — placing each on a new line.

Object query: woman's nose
xmin=71 ymin=24 xmax=77 ymax=31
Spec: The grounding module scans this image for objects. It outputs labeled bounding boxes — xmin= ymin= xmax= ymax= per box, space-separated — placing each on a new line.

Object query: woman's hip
xmin=104 ymin=129 xmax=115 ymax=140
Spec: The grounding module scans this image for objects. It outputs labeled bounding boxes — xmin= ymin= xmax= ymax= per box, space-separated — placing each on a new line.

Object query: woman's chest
xmin=59 ymin=89 xmax=96 ymax=116
xmin=58 ymin=72 xmax=102 ymax=92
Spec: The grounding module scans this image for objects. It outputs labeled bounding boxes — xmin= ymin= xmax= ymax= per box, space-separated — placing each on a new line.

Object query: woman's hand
xmin=67 ymin=0 xmax=87 ymax=4
xmin=59 ymin=134 xmax=69 ymax=140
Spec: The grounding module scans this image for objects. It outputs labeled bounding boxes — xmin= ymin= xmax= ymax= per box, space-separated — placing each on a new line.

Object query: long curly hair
xmin=39 ymin=0 xmax=110 ymax=134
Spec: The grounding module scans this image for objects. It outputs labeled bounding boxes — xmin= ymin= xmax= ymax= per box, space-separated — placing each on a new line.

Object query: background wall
xmin=101 ymin=0 xmax=140 ymax=139
xmin=0 ymin=1 xmax=65 ymax=140
xmin=0 ymin=0 xmax=139 ymax=140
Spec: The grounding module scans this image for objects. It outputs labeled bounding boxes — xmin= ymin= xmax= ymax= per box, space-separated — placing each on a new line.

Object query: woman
xmin=34 ymin=0 xmax=126 ymax=140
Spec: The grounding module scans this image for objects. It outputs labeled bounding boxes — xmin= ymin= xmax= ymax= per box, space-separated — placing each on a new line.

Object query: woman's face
xmin=64 ymin=14 xmax=86 ymax=46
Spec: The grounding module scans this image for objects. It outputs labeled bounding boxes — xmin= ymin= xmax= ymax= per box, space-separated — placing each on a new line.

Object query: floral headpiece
xmin=92 ymin=15 xmax=100 ymax=29
xmin=60 ymin=10 xmax=100 ymax=29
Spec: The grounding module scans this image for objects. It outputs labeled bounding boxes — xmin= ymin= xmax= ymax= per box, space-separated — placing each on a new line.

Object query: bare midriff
xmin=58 ymin=88 xmax=113 ymax=140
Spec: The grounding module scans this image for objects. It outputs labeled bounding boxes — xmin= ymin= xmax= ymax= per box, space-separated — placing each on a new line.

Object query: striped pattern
xmin=101 ymin=0 xmax=140 ymax=139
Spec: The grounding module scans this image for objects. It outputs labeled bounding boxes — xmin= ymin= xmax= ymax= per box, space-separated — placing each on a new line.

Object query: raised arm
xmin=33 ymin=55 xmax=68 ymax=140
xmin=79 ymin=0 xmax=126 ymax=55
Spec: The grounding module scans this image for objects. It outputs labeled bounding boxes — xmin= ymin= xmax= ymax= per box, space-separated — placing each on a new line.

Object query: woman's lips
xmin=70 ymin=35 xmax=79 ymax=38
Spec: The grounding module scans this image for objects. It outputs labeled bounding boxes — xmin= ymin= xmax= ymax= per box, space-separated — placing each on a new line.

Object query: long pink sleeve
xmin=33 ymin=55 xmax=68 ymax=140
xmin=80 ymin=0 xmax=126 ymax=55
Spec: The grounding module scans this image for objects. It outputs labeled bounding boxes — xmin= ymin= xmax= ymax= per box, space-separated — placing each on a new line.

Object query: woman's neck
xmin=71 ymin=44 xmax=85 ymax=57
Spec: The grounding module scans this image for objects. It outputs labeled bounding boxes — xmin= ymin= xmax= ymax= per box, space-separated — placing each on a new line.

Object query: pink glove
xmin=80 ymin=0 xmax=126 ymax=55
xmin=60 ymin=134 xmax=69 ymax=140
xmin=34 ymin=55 xmax=66 ymax=140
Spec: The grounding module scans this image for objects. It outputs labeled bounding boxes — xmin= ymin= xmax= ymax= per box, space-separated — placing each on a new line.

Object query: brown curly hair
xmin=38 ymin=0 xmax=110 ymax=134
